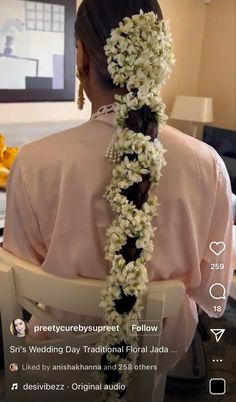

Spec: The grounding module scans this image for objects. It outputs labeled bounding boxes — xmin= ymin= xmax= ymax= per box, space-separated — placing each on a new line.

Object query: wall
xmin=198 ymin=0 xmax=236 ymax=130
xmin=159 ymin=0 xmax=207 ymax=114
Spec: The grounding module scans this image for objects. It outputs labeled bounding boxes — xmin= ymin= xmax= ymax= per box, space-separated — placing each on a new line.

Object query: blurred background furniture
xmin=170 ymin=96 xmax=213 ymax=138
xmin=203 ymin=125 xmax=236 ymax=195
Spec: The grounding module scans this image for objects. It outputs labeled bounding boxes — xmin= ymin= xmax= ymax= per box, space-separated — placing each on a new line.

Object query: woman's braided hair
xmin=75 ymin=1 xmax=174 ymax=400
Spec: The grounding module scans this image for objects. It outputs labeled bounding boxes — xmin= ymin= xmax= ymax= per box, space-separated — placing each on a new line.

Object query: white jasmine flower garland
xmin=97 ymin=10 xmax=175 ymax=402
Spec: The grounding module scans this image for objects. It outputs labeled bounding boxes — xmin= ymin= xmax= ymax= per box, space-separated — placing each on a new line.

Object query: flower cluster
xmin=105 ymin=11 xmax=175 ymax=90
xmin=97 ymin=10 xmax=175 ymax=402
xmin=104 ymin=10 xmax=175 ymax=131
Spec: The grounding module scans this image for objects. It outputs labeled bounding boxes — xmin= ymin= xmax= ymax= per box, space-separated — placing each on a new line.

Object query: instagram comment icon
xmin=209 ymin=283 xmax=226 ymax=300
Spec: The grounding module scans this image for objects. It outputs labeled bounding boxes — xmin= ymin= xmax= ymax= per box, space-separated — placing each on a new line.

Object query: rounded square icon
xmin=209 ymin=378 xmax=226 ymax=395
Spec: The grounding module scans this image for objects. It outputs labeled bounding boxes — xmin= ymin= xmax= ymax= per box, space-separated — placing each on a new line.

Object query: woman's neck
xmin=89 ymin=77 xmax=126 ymax=114
xmin=91 ymin=97 xmax=115 ymax=114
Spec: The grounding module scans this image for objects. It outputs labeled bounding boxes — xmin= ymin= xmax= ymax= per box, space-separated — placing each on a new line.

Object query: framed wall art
xmin=0 ymin=0 xmax=76 ymax=102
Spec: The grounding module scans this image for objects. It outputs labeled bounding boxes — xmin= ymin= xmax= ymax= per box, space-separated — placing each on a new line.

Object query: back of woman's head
xmin=75 ymin=0 xmax=164 ymax=209
xmin=75 ymin=0 xmax=163 ymax=88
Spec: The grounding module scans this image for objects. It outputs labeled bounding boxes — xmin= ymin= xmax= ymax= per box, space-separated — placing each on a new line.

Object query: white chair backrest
xmin=0 ymin=247 xmax=185 ymax=402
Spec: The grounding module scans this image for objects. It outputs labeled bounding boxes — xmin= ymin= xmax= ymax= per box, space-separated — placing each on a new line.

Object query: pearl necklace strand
xmin=90 ymin=103 xmax=121 ymax=163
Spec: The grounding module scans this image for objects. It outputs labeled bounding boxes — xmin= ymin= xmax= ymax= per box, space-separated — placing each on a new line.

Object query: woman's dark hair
xmin=76 ymin=1 xmax=164 ymax=391
xmin=11 ymin=319 xmax=27 ymax=336
xmin=11 ymin=320 xmax=18 ymax=336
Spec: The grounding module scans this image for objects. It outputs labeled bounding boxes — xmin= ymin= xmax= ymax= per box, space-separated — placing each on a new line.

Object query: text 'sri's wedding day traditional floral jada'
xmin=94 ymin=10 xmax=175 ymax=402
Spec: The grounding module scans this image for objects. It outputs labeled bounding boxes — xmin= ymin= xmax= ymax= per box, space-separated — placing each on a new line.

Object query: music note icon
xmin=11 ymin=383 xmax=18 ymax=390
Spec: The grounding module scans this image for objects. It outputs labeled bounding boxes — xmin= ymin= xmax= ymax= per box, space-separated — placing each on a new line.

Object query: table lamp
xmin=170 ymin=96 xmax=213 ymax=138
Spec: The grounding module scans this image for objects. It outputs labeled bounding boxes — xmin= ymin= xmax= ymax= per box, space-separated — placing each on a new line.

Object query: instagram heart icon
xmin=209 ymin=242 xmax=226 ymax=256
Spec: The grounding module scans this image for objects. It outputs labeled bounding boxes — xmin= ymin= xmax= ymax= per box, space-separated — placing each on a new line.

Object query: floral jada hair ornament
xmin=95 ymin=10 xmax=175 ymax=401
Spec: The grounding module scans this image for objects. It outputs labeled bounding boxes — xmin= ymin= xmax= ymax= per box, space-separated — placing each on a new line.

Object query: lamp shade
xmin=170 ymin=96 xmax=213 ymax=123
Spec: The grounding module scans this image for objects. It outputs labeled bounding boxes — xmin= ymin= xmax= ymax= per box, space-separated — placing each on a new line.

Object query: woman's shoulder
xmin=161 ymin=124 xmax=223 ymax=173
xmin=21 ymin=117 xmax=114 ymax=150
xmin=21 ymin=120 xmax=94 ymax=151
xmin=162 ymin=125 xmax=214 ymax=154
xmin=17 ymin=119 xmax=112 ymax=174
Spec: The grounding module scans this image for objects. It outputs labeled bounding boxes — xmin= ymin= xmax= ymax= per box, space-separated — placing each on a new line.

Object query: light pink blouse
xmin=3 ymin=114 xmax=235 ymax=369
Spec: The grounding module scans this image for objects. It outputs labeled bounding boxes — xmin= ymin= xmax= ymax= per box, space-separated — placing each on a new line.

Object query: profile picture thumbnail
xmin=10 ymin=318 xmax=28 ymax=338
xmin=9 ymin=363 xmax=19 ymax=373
